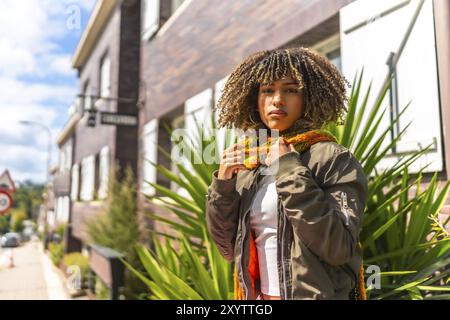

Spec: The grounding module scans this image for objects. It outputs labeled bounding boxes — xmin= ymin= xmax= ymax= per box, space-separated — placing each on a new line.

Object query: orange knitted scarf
xmin=233 ymin=129 xmax=366 ymax=300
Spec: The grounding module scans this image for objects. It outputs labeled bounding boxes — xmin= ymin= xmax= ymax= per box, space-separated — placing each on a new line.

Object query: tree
xmin=86 ymin=166 xmax=146 ymax=299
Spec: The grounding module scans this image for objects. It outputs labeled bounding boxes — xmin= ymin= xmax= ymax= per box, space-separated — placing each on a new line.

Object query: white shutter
xmin=142 ymin=0 xmax=160 ymax=40
xmin=185 ymin=88 xmax=213 ymax=135
xmin=340 ymin=0 xmax=443 ymax=173
xmin=142 ymin=119 xmax=158 ymax=196
xmin=57 ymin=197 xmax=63 ymax=223
xmin=60 ymin=196 xmax=70 ymax=223
xmin=66 ymin=144 xmax=72 ymax=170
xmin=170 ymin=89 xmax=213 ymax=197
xmin=98 ymin=146 xmax=110 ymax=199
xmin=80 ymin=155 xmax=95 ymax=201
xmin=71 ymin=164 xmax=79 ymax=201
xmin=84 ymin=82 xmax=91 ymax=110
xmin=100 ymin=55 xmax=111 ymax=98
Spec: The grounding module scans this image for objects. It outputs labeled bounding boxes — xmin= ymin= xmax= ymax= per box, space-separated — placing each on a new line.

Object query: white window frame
xmin=142 ymin=119 xmax=159 ymax=196
xmin=98 ymin=146 xmax=110 ymax=200
xmin=142 ymin=0 xmax=160 ymax=41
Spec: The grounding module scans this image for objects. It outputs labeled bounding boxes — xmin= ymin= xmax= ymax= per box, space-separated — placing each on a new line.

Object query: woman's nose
xmin=273 ymin=92 xmax=285 ymax=107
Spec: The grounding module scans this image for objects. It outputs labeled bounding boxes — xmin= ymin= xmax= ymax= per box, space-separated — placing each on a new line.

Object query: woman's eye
xmin=286 ymin=88 xmax=299 ymax=93
xmin=261 ymin=88 xmax=273 ymax=94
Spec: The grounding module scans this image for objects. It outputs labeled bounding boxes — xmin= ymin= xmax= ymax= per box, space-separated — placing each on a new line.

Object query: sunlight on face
xmin=257 ymin=75 xmax=303 ymax=132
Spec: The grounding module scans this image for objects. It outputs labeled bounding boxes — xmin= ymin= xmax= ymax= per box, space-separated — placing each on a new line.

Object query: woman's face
xmin=257 ymin=75 xmax=303 ymax=132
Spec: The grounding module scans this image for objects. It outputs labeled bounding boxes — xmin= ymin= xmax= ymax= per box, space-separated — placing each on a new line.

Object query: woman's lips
xmin=268 ymin=110 xmax=288 ymax=118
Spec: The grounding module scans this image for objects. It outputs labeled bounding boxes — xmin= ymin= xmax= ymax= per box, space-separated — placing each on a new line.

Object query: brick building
xmin=57 ymin=0 xmax=450 ymax=254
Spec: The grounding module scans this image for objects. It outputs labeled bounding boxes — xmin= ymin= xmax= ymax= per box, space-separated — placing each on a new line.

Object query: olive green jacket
xmin=206 ymin=141 xmax=368 ymax=300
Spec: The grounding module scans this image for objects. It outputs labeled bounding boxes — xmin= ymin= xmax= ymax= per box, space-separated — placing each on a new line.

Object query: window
xmin=142 ymin=0 xmax=160 ymax=40
xmin=312 ymin=33 xmax=342 ymax=72
xmin=80 ymin=155 xmax=95 ymax=201
xmin=142 ymin=119 xmax=158 ymax=196
xmin=98 ymin=146 xmax=110 ymax=199
xmin=71 ymin=164 xmax=79 ymax=201
xmin=99 ymin=54 xmax=111 ymax=98
xmin=340 ymin=0 xmax=443 ymax=173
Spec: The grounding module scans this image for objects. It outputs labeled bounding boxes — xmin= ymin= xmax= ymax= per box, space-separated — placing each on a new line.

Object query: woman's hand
xmin=263 ymin=137 xmax=296 ymax=166
xmin=218 ymin=142 xmax=248 ymax=180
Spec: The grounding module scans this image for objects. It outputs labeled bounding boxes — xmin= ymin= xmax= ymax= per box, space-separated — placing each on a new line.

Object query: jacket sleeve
xmin=271 ymin=144 xmax=368 ymax=266
xmin=205 ymin=170 xmax=241 ymax=262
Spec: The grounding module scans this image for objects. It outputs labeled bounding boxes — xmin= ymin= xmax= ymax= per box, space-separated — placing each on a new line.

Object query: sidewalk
xmin=0 ymin=239 xmax=69 ymax=300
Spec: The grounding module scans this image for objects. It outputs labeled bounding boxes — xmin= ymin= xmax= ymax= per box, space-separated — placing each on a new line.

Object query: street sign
xmin=0 ymin=170 xmax=16 ymax=193
xmin=100 ymin=112 xmax=137 ymax=127
xmin=0 ymin=190 xmax=13 ymax=215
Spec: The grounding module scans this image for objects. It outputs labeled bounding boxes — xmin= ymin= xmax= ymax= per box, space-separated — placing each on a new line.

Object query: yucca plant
xmin=128 ymin=69 xmax=449 ymax=300
xmin=325 ymin=71 xmax=450 ymax=300
xmin=125 ymin=115 xmax=234 ymax=300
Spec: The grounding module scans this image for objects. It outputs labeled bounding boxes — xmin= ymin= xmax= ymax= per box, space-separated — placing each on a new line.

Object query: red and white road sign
xmin=0 ymin=190 xmax=13 ymax=215
xmin=0 ymin=170 xmax=16 ymax=193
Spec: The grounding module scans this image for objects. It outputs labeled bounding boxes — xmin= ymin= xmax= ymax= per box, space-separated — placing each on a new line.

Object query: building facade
xmin=138 ymin=0 xmax=450 ymax=226
xmin=62 ymin=0 xmax=142 ymax=252
xmin=58 ymin=0 xmax=450 ymax=253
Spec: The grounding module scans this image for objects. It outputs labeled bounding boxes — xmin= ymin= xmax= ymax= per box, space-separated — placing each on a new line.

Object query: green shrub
xmin=86 ymin=166 xmax=146 ymax=299
xmin=55 ymin=223 xmax=67 ymax=239
xmin=48 ymin=242 xmax=64 ymax=266
xmin=10 ymin=209 xmax=26 ymax=233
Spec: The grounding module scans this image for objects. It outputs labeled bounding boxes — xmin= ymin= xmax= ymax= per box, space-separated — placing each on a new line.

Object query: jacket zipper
xmin=240 ymin=209 xmax=250 ymax=299
xmin=340 ymin=191 xmax=350 ymax=226
xmin=278 ymin=195 xmax=289 ymax=300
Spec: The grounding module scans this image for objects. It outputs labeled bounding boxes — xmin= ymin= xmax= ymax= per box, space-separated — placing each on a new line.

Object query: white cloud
xmin=0 ymin=0 xmax=95 ymax=183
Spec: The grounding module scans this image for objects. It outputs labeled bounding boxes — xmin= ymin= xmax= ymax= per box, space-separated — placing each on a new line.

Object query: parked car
xmin=1 ymin=232 xmax=21 ymax=248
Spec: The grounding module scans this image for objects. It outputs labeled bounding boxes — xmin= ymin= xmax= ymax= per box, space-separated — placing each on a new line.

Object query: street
xmin=0 ymin=239 xmax=69 ymax=300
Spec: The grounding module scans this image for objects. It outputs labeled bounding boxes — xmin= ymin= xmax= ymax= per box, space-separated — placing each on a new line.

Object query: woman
xmin=206 ymin=47 xmax=368 ymax=300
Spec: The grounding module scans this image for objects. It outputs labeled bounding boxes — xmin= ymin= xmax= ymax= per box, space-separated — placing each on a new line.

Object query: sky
xmin=0 ymin=0 xmax=96 ymax=184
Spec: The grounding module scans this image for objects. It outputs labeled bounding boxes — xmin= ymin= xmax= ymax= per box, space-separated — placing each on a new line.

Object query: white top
xmin=249 ymin=168 xmax=280 ymax=296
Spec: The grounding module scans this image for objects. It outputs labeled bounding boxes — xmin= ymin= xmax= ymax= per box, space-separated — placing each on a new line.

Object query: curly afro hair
xmin=215 ymin=47 xmax=349 ymax=132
